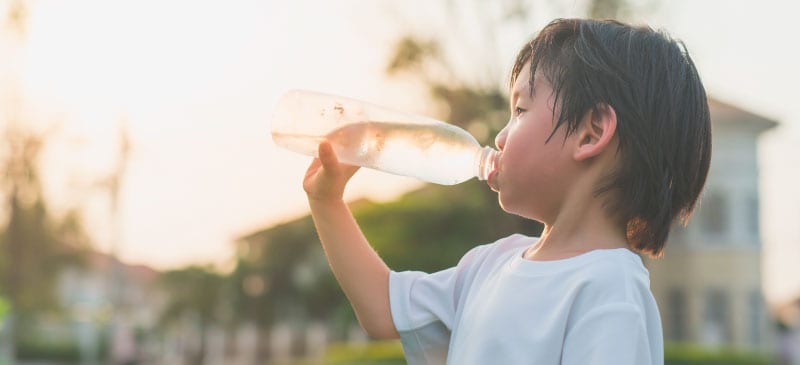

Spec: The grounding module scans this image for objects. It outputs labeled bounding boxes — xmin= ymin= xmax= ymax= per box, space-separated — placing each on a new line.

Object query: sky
xmin=1 ymin=0 xmax=799 ymax=303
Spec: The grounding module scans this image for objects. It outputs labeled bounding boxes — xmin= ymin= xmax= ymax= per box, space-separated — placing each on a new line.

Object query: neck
xmin=525 ymin=181 xmax=628 ymax=261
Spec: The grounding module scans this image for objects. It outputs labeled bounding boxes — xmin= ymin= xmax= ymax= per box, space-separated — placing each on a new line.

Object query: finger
xmin=318 ymin=141 xmax=339 ymax=169
xmin=304 ymin=157 xmax=323 ymax=177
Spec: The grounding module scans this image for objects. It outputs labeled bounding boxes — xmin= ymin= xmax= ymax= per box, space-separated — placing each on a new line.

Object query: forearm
xmin=308 ymin=198 xmax=399 ymax=339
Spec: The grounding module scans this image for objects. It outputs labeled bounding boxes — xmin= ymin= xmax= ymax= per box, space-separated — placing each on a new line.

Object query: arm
xmin=303 ymin=141 xmax=399 ymax=339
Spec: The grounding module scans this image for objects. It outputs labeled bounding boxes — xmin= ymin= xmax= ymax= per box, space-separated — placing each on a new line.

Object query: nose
xmin=495 ymin=121 xmax=510 ymax=151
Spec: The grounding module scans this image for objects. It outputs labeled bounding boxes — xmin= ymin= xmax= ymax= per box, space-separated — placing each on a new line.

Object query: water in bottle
xmin=271 ymin=90 xmax=497 ymax=185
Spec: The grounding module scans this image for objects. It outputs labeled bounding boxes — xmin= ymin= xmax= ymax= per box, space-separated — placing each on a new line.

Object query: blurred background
xmin=0 ymin=0 xmax=798 ymax=364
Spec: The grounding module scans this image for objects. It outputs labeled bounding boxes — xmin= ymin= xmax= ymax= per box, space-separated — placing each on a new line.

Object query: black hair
xmin=510 ymin=18 xmax=712 ymax=257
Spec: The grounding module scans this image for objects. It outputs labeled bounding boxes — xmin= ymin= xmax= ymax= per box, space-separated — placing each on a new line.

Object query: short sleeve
xmin=389 ymin=270 xmax=453 ymax=365
xmin=389 ymin=245 xmax=488 ymax=365
xmin=561 ymin=303 xmax=660 ymax=365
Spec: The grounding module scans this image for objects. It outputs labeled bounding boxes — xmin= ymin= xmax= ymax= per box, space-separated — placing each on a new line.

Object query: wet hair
xmin=510 ymin=18 xmax=711 ymax=257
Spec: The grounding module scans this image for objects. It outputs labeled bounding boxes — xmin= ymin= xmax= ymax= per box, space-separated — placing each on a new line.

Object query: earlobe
xmin=574 ymin=104 xmax=617 ymax=161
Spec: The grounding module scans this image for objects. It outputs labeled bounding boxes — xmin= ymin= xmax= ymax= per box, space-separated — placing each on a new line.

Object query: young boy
xmin=302 ymin=18 xmax=711 ymax=364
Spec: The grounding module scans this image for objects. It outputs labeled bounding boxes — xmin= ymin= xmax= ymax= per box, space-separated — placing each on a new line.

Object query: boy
xmin=302 ymin=18 xmax=711 ymax=364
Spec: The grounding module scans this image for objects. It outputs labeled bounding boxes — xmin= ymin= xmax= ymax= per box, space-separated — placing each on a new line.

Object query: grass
xmin=293 ymin=340 xmax=778 ymax=365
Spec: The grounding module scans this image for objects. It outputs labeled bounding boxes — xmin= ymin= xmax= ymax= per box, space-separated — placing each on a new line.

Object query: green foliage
xmin=323 ymin=340 xmax=405 ymax=365
xmin=16 ymin=334 xmax=101 ymax=363
xmin=159 ymin=265 xmax=226 ymax=327
xmin=664 ymin=343 xmax=776 ymax=365
xmin=230 ymin=177 xmax=541 ymax=347
xmin=1 ymin=200 xmax=80 ymax=308
xmin=429 ymin=85 xmax=508 ymax=144
xmin=230 ymin=215 xmax=342 ymax=326
xmin=158 ymin=265 xmax=227 ymax=364
xmin=382 ymin=2 xmax=533 ymax=145
xmin=0 ymin=296 xmax=9 ymax=320
xmin=386 ymin=36 xmax=440 ymax=76
xmin=16 ymin=327 xmax=110 ymax=363
xmin=0 ymin=128 xmax=91 ymax=351
xmin=303 ymin=340 xmax=778 ymax=365
xmin=17 ymin=341 xmax=79 ymax=363
xmin=588 ymin=0 xmax=631 ymax=19
xmin=354 ymin=180 xmax=541 ymax=273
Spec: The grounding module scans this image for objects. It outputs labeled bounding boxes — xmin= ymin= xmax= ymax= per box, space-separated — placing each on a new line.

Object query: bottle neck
xmin=475 ymin=146 xmax=497 ymax=181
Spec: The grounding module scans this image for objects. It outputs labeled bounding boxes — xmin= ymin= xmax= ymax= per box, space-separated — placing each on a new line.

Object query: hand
xmin=303 ymin=141 xmax=360 ymax=202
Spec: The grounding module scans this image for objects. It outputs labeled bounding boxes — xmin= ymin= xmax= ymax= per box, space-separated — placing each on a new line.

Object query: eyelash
xmin=514 ymin=107 xmax=526 ymax=116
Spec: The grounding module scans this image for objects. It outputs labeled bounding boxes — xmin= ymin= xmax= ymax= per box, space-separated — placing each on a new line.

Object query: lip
xmin=486 ymin=155 xmax=500 ymax=192
xmin=487 ymin=170 xmax=499 ymax=192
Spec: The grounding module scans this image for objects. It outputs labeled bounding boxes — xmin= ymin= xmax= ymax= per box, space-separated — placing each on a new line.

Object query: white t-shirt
xmin=389 ymin=234 xmax=663 ymax=365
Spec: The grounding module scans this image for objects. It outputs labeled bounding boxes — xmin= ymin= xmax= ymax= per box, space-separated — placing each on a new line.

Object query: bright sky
xmin=2 ymin=0 xmax=799 ymax=302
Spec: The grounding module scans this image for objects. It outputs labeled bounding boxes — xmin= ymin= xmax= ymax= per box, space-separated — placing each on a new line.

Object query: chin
xmin=498 ymin=195 xmax=543 ymax=222
xmin=498 ymin=195 xmax=522 ymax=216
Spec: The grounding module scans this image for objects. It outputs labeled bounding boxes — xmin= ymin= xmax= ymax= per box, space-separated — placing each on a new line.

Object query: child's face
xmin=489 ymin=62 xmax=578 ymax=223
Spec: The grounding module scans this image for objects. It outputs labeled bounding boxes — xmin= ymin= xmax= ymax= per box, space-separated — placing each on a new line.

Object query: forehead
xmin=513 ymin=61 xmax=554 ymax=99
xmin=512 ymin=60 xmax=532 ymax=95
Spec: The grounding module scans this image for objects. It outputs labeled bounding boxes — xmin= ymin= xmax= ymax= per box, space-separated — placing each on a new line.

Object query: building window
xmin=701 ymin=191 xmax=728 ymax=237
xmin=703 ymin=288 xmax=731 ymax=346
xmin=668 ymin=288 xmax=687 ymax=341
xmin=747 ymin=195 xmax=760 ymax=240
xmin=749 ymin=291 xmax=763 ymax=346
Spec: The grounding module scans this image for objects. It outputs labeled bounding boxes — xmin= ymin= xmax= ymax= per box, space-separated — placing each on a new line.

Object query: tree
xmin=385 ymin=0 xmax=533 ymax=145
xmin=158 ymin=265 xmax=225 ymax=365
xmin=0 ymin=127 xmax=90 ymax=361
xmin=354 ymin=180 xmax=542 ymax=273
xmin=589 ymin=0 xmax=631 ymax=19
xmin=229 ymin=179 xmax=543 ymax=351
xmin=2 ymin=2 xmax=94 ymax=362
xmin=384 ymin=0 xmax=657 ymax=140
xmin=230 ymin=215 xmax=351 ymax=361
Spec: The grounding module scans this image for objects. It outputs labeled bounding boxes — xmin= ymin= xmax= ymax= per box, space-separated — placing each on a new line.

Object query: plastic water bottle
xmin=271 ymin=89 xmax=497 ymax=185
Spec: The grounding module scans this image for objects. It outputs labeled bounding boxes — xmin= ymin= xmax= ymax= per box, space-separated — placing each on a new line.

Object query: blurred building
xmin=775 ymin=296 xmax=800 ymax=364
xmin=58 ymin=251 xmax=163 ymax=363
xmin=232 ymin=217 xmax=364 ymax=362
xmin=645 ymin=98 xmax=777 ymax=350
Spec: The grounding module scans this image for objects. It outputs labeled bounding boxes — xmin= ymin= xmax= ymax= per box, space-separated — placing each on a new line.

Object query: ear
xmin=573 ymin=103 xmax=617 ymax=161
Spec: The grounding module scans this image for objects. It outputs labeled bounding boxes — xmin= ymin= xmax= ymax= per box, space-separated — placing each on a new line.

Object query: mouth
xmin=487 ymin=170 xmax=499 ymax=192
xmin=486 ymin=155 xmax=500 ymax=192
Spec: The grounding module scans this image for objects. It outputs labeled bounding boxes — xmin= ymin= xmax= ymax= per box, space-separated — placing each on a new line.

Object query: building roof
xmin=709 ymin=97 xmax=778 ymax=133
xmin=86 ymin=251 xmax=160 ymax=284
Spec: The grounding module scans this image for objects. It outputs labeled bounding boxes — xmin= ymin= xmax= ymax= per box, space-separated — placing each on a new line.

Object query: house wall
xmin=644 ymin=110 xmax=775 ymax=350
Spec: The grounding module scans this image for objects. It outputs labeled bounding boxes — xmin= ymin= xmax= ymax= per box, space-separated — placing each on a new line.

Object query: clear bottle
xmin=271 ymin=89 xmax=497 ymax=185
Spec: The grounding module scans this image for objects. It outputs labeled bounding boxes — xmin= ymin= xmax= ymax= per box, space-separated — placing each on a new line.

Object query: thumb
xmin=318 ymin=141 xmax=340 ymax=170
xmin=318 ymin=141 xmax=360 ymax=179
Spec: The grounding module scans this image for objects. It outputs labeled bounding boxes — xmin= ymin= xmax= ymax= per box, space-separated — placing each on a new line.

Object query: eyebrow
xmin=509 ymin=89 xmax=519 ymax=110
xmin=514 ymin=81 xmax=533 ymax=100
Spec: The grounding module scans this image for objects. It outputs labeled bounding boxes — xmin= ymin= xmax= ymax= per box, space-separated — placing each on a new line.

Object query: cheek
xmin=496 ymin=143 xmax=563 ymax=221
xmin=497 ymin=177 xmax=543 ymax=221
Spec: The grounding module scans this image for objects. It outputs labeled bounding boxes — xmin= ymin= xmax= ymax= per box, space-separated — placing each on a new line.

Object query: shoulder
xmin=569 ymin=249 xmax=652 ymax=306
xmin=452 ymin=234 xmax=536 ymax=287
xmin=460 ymin=234 xmax=535 ymax=266
xmin=561 ymin=252 xmax=663 ymax=363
